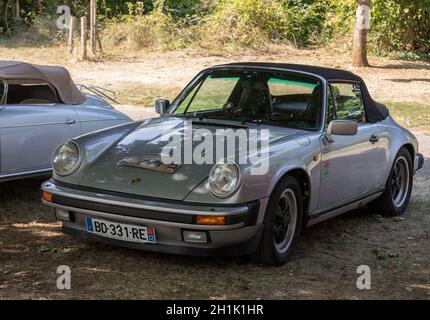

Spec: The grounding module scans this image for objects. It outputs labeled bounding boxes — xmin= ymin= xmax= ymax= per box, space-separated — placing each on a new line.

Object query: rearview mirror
xmin=155 ymin=99 xmax=170 ymax=115
xmin=325 ymin=120 xmax=358 ymax=143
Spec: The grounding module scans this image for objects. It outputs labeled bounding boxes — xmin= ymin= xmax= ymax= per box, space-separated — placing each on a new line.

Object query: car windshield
xmin=168 ymin=69 xmax=323 ymax=130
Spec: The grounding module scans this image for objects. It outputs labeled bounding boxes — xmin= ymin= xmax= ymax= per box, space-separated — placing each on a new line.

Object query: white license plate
xmin=86 ymin=217 xmax=156 ymax=244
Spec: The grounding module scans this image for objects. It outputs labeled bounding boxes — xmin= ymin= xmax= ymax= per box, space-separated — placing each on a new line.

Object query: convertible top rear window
xmin=6 ymin=80 xmax=58 ymax=104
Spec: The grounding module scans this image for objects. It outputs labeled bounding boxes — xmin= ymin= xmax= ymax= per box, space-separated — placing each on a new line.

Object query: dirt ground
xmin=1 ymin=46 xmax=430 ymax=105
xmin=0 ymin=48 xmax=429 ymax=299
xmin=71 ymin=49 xmax=430 ymax=105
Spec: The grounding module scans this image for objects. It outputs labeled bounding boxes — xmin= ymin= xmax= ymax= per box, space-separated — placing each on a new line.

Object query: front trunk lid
xmin=76 ymin=117 xmax=306 ymax=200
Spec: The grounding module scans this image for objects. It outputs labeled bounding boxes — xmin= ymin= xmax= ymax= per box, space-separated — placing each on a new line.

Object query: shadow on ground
xmin=1 ymin=176 xmax=429 ymax=299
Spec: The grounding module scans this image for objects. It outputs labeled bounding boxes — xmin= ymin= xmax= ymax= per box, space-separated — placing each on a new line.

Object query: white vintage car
xmin=0 ymin=61 xmax=132 ymax=182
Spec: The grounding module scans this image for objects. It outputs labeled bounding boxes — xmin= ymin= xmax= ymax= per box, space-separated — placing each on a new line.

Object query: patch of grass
xmin=384 ymin=101 xmax=430 ymax=131
xmin=113 ymin=83 xmax=182 ymax=106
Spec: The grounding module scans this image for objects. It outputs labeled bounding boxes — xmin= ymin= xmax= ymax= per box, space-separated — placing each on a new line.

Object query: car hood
xmin=76 ymin=117 xmax=309 ymax=200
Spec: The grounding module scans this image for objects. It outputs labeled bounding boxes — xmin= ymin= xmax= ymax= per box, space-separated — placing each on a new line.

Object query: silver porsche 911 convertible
xmin=0 ymin=61 xmax=132 ymax=182
xmin=41 ymin=63 xmax=424 ymax=265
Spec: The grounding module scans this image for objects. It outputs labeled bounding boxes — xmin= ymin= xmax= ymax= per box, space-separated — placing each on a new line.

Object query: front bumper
xmin=415 ymin=153 xmax=424 ymax=173
xmin=41 ymin=180 xmax=262 ymax=256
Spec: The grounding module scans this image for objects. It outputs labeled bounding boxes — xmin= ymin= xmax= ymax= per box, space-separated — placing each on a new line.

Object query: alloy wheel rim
xmin=391 ymin=156 xmax=410 ymax=208
xmin=273 ymin=189 xmax=297 ymax=254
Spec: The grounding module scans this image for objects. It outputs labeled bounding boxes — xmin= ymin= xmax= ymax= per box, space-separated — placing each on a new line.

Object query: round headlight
xmin=53 ymin=141 xmax=81 ymax=175
xmin=208 ymin=161 xmax=241 ymax=198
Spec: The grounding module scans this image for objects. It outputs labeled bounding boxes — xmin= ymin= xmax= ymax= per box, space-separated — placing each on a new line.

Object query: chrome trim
xmin=307 ymin=192 xmax=383 ymax=227
xmin=42 ymin=180 xmax=249 ymax=216
xmin=52 ymin=140 xmax=84 ymax=177
xmin=208 ymin=160 xmax=243 ymax=199
xmin=43 ymin=200 xmax=245 ymax=230
xmin=0 ymin=167 xmax=51 ymax=180
xmin=310 ymin=188 xmax=385 ymax=217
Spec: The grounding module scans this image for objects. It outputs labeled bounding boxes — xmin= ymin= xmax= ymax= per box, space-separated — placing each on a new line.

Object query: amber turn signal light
xmin=196 ymin=215 xmax=225 ymax=225
xmin=42 ymin=191 xmax=53 ymax=202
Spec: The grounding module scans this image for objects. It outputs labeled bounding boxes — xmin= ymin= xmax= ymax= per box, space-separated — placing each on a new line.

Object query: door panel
xmin=317 ymin=123 xmax=381 ymax=209
xmin=0 ymin=104 xmax=80 ymax=175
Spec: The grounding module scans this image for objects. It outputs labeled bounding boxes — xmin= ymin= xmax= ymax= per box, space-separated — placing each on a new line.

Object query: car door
xmin=0 ymin=102 xmax=80 ymax=176
xmin=317 ymin=82 xmax=382 ymax=209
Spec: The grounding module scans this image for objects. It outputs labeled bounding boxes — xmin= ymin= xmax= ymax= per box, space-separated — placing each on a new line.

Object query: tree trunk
xmin=15 ymin=0 xmax=19 ymax=19
xmin=90 ymin=0 xmax=97 ymax=57
xmin=352 ymin=0 xmax=371 ymax=67
xmin=3 ymin=0 xmax=10 ymax=32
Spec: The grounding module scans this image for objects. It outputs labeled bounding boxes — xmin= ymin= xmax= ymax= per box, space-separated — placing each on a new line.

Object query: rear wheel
xmin=368 ymin=147 xmax=413 ymax=216
xmin=254 ymin=176 xmax=303 ymax=266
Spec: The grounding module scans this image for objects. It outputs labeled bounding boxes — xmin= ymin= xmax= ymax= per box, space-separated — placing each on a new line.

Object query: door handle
xmin=65 ymin=119 xmax=76 ymax=125
xmin=369 ymin=134 xmax=379 ymax=143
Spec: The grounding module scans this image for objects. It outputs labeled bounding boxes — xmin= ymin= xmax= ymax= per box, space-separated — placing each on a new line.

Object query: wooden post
xmin=80 ymin=16 xmax=87 ymax=61
xmin=68 ymin=16 xmax=76 ymax=58
xmin=90 ymin=0 xmax=97 ymax=56
xmin=96 ymin=32 xmax=103 ymax=53
xmin=15 ymin=0 xmax=20 ymax=19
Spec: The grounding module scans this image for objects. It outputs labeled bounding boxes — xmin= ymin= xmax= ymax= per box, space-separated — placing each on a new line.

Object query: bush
xmin=325 ymin=0 xmax=430 ymax=56
xmin=372 ymin=0 xmax=430 ymax=54
xmin=202 ymin=0 xmax=289 ymax=49
xmin=102 ymin=1 xmax=200 ymax=50
xmin=2 ymin=0 xmax=429 ymax=57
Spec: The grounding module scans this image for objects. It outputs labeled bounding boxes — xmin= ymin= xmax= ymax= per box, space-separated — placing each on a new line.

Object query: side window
xmin=0 ymin=80 xmax=7 ymax=104
xmin=329 ymin=82 xmax=365 ymax=123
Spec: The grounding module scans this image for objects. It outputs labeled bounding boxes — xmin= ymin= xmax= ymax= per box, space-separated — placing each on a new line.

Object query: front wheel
xmin=369 ymin=147 xmax=413 ymax=216
xmin=254 ymin=176 xmax=303 ymax=266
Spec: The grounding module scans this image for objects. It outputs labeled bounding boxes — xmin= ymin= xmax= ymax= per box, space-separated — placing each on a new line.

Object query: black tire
xmin=368 ymin=147 xmax=413 ymax=216
xmin=254 ymin=176 xmax=303 ymax=266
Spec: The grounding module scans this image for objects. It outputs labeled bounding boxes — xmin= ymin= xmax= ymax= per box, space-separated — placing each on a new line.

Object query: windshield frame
xmin=0 ymin=79 xmax=8 ymax=105
xmin=166 ymin=66 xmax=327 ymax=132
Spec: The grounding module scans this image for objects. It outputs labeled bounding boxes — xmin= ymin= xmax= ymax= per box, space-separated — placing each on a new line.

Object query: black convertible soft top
xmin=217 ymin=62 xmax=389 ymax=123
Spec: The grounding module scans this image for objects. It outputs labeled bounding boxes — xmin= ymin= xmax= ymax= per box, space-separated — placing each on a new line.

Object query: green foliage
xmin=203 ymin=0 xmax=290 ymax=48
xmin=371 ymin=0 xmax=430 ymax=54
xmin=325 ymin=0 xmax=430 ymax=55
xmin=103 ymin=1 xmax=200 ymax=50
xmin=283 ymin=0 xmax=332 ymax=46
xmin=1 ymin=0 xmax=429 ymax=56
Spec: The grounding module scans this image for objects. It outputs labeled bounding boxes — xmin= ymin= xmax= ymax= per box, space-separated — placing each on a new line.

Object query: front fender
xmin=184 ymin=137 xmax=321 ymax=206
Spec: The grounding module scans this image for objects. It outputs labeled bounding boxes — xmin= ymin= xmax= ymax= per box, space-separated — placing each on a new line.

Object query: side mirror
xmin=325 ymin=120 xmax=358 ymax=143
xmin=155 ymin=99 xmax=170 ymax=115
